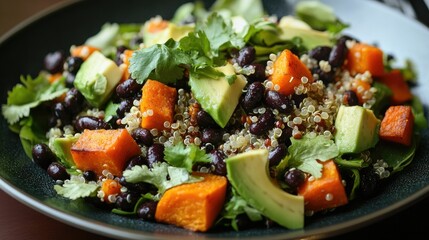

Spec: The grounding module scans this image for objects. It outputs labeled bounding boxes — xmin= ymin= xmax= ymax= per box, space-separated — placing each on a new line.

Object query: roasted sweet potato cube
xmin=379 ymin=105 xmax=414 ymax=146
xmin=71 ymin=129 xmax=141 ymax=177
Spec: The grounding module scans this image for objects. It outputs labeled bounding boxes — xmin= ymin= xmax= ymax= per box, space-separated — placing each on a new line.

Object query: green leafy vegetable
xmin=287 ymin=135 xmax=339 ymax=178
xmin=164 ymin=142 xmax=211 ymax=172
xmin=219 ymin=188 xmax=263 ymax=231
xmin=2 ymin=74 xmax=68 ymax=125
xmin=129 ymin=12 xmax=245 ymax=85
xmin=54 ymin=177 xmax=99 ymax=200
xmin=411 ymin=96 xmax=428 ymax=132
xmin=371 ymin=138 xmax=417 ymax=174
xmin=210 ymin=0 xmax=265 ymax=23
xmin=123 ymin=162 xmax=203 ymax=198
xmin=295 ymin=0 xmax=349 ymax=34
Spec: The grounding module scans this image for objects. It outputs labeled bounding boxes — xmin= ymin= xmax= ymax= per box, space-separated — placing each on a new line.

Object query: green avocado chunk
xmin=334 ymin=105 xmax=380 ymax=154
xmin=189 ymin=63 xmax=247 ymax=128
xmin=226 ymin=149 xmax=304 ymax=229
xmin=74 ymin=51 xmax=122 ymax=108
xmin=51 ymin=136 xmax=79 ymax=168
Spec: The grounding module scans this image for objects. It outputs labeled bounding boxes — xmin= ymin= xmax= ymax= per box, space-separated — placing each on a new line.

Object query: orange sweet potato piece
xmin=101 ymin=179 xmax=122 ymax=202
xmin=71 ymin=45 xmax=100 ymax=60
xmin=377 ymin=69 xmax=412 ymax=105
xmin=379 ymin=105 xmax=414 ymax=146
xmin=147 ymin=19 xmax=169 ymax=33
xmin=297 ymin=160 xmax=348 ymax=212
xmin=346 ymin=43 xmax=384 ymax=77
xmin=155 ymin=173 xmax=228 ymax=232
xmin=270 ymin=49 xmax=314 ymax=96
xmin=71 ymin=129 xmax=141 ymax=177
xmin=140 ymin=80 xmax=177 ymax=130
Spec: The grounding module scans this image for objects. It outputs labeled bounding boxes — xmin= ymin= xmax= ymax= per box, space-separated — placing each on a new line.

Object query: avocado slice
xmin=278 ymin=16 xmax=333 ymax=50
xmin=334 ymin=105 xmax=380 ymax=154
xmin=226 ymin=149 xmax=304 ymax=229
xmin=74 ymin=51 xmax=122 ymax=108
xmin=51 ymin=136 xmax=79 ymax=168
xmin=189 ymin=63 xmax=247 ymax=128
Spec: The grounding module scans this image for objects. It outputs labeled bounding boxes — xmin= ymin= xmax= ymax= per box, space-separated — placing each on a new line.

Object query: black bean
xmin=47 ymin=162 xmax=70 ymax=181
xmin=249 ymin=111 xmax=275 ymax=135
xmin=53 ymin=102 xmax=72 ymax=125
xmin=64 ymin=88 xmax=84 ymax=115
xmin=64 ymin=56 xmax=83 ymax=75
xmin=137 ymin=201 xmax=158 ymax=221
xmin=210 ymin=150 xmax=227 ymax=176
xmin=245 ymin=63 xmax=266 ymax=83
xmin=284 ymin=168 xmax=305 ymax=189
xmin=83 ymin=170 xmax=97 ymax=182
xmin=65 ymin=73 xmax=76 ymax=88
xmin=116 ymin=78 xmax=143 ymax=99
xmin=343 ymin=90 xmax=359 ymax=106
xmin=268 ymin=144 xmax=287 ymax=167
xmin=116 ymin=99 xmax=134 ymax=118
xmin=308 ymin=46 xmax=332 ymax=61
xmin=264 ymin=90 xmax=293 ymax=114
xmin=329 ymin=38 xmax=348 ymax=68
xmin=313 ymin=68 xmax=335 ymax=85
xmin=125 ymin=155 xmax=147 ymax=170
xmin=201 ymin=128 xmax=223 ymax=146
xmin=115 ymin=45 xmax=128 ymax=65
xmin=131 ymin=128 xmax=153 ymax=146
xmin=44 ymin=51 xmax=65 ymax=74
xmin=196 ymin=110 xmax=218 ymax=129
xmin=277 ymin=127 xmax=293 ymax=146
xmin=32 ymin=143 xmax=56 ymax=169
xmin=115 ymin=192 xmax=140 ymax=212
xmin=234 ymin=46 xmax=256 ymax=67
xmin=147 ymin=144 xmax=165 ymax=167
xmin=74 ymin=116 xmax=110 ymax=132
xmin=241 ymin=82 xmax=265 ymax=112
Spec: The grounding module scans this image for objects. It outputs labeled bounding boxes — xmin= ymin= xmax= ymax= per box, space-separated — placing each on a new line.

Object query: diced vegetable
xmin=346 ymin=43 xmax=384 ymax=77
xmin=297 ymin=160 xmax=348 ymax=212
xmin=70 ymin=45 xmax=100 ymax=60
xmin=70 ymin=129 xmax=141 ymax=177
xmin=379 ymin=105 xmax=414 ymax=146
xmin=155 ymin=172 xmax=227 ymax=232
xmin=377 ymin=69 xmax=412 ymax=105
xmin=101 ymin=179 xmax=122 ymax=201
xmin=140 ymin=80 xmax=177 ymax=130
xmin=270 ymin=49 xmax=314 ymax=96
xmin=147 ymin=18 xmax=169 ymax=33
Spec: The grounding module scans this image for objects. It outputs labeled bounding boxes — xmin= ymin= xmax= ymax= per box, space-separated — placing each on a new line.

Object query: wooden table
xmin=0 ymin=0 xmax=428 ymax=239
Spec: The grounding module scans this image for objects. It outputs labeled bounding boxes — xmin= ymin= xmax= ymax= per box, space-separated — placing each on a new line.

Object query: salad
xmin=1 ymin=0 xmax=427 ymax=233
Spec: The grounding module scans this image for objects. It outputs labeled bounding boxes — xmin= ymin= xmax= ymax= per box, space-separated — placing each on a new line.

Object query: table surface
xmin=0 ymin=0 xmax=428 ymax=239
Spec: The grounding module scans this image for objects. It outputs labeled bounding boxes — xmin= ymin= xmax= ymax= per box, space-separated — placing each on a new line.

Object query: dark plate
xmin=1 ymin=0 xmax=428 ymax=239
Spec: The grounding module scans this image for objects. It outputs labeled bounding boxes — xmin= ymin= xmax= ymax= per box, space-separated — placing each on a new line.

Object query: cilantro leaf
xmin=123 ymin=162 xmax=202 ymax=198
xmin=129 ymin=40 xmax=191 ymax=84
xmin=220 ymin=188 xmax=263 ymax=231
xmin=164 ymin=142 xmax=211 ymax=172
xmin=2 ymin=74 xmax=68 ymax=125
xmin=288 ymin=135 xmax=339 ymax=178
xmin=54 ymin=176 xmax=99 ymax=200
